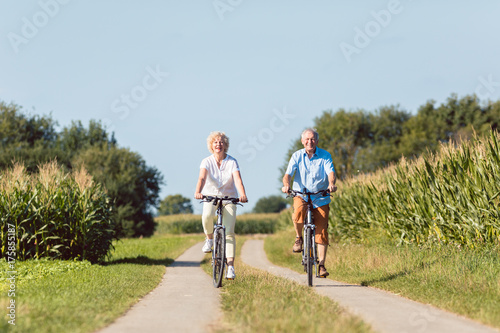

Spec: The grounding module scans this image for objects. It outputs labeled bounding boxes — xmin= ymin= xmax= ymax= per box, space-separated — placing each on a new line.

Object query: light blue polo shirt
xmin=285 ymin=147 xmax=335 ymax=208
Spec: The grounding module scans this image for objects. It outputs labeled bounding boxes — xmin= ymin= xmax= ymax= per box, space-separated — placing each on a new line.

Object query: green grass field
xmin=0 ymin=234 xmax=202 ymax=333
xmin=3 ymin=217 xmax=498 ymax=332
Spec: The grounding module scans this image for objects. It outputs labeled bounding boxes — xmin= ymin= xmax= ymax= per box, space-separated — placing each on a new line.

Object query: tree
xmin=356 ymin=105 xmax=411 ymax=171
xmin=72 ymin=145 xmax=164 ymax=237
xmin=1 ymin=99 xmax=164 ymax=238
xmin=158 ymin=194 xmax=193 ymax=215
xmin=280 ymin=109 xmax=371 ymax=180
xmin=253 ymin=195 xmax=288 ymax=213
xmin=0 ymin=101 xmax=60 ymax=171
xmin=281 ymin=93 xmax=500 ymax=181
xmin=58 ymin=119 xmax=116 ymax=165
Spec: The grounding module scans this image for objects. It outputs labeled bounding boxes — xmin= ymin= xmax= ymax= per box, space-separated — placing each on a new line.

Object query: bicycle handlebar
xmin=287 ymin=189 xmax=330 ymax=198
xmin=201 ymin=195 xmax=241 ymax=205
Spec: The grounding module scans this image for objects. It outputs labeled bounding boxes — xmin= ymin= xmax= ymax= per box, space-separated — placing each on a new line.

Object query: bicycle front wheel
xmin=212 ymin=228 xmax=226 ymax=288
xmin=305 ymin=228 xmax=313 ymax=287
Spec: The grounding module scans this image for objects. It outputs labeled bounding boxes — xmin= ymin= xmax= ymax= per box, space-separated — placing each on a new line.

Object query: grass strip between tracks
xmin=201 ymin=235 xmax=374 ymax=333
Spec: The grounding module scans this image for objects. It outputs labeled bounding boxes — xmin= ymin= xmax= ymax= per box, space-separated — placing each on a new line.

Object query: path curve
xmin=240 ymin=239 xmax=499 ymax=333
xmin=98 ymin=242 xmax=220 ymax=333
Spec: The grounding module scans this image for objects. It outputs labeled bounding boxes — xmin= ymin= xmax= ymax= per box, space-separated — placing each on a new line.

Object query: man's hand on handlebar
xmin=328 ymin=184 xmax=337 ymax=193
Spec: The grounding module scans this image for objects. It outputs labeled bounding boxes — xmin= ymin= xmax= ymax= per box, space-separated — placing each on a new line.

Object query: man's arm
xmin=328 ymin=171 xmax=337 ymax=193
xmin=282 ymin=174 xmax=291 ymax=193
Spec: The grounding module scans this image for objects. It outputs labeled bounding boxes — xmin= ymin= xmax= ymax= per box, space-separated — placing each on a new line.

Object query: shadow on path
xmin=102 ymin=255 xmax=174 ymax=266
xmin=360 ymin=259 xmax=438 ymax=286
xmin=315 ymin=284 xmax=367 ymax=288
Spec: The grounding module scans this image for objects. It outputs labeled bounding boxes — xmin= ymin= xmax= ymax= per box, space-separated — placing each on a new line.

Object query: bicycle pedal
xmin=226 ymin=278 xmax=234 ymax=280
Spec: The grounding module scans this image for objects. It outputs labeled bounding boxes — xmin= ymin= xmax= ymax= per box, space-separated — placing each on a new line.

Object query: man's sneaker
xmin=318 ymin=265 xmax=329 ymax=278
xmin=292 ymin=237 xmax=303 ymax=253
xmin=226 ymin=266 xmax=235 ymax=280
xmin=202 ymin=239 xmax=213 ymax=253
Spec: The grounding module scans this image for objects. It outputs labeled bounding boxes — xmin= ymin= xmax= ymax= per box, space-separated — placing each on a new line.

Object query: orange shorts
xmin=292 ymin=197 xmax=330 ymax=245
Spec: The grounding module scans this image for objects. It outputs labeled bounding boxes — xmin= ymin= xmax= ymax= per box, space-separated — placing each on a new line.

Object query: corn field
xmin=0 ymin=161 xmax=116 ymax=263
xmin=330 ymin=131 xmax=500 ymax=247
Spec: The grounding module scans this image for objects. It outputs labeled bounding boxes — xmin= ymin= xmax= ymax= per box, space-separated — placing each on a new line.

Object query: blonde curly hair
xmin=206 ymin=131 xmax=229 ymax=154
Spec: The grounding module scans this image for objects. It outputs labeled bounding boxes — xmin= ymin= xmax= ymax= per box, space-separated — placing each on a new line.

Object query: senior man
xmin=282 ymin=128 xmax=337 ymax=277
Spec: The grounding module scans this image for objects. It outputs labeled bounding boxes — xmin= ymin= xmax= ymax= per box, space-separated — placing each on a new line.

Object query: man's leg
xmin=318 ymin=243 xmax=327 ymax=266
xmin=313 ymin=204 xmax=330 ymax=277
xmin=292 ymin=197 xmax=307 ymax=252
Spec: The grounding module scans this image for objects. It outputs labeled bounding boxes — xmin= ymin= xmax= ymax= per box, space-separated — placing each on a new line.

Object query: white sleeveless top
xmin=200 ymin=154 xmax=240 ymax=197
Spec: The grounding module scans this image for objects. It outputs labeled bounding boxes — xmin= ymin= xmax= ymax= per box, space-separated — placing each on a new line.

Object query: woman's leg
xmin=202 ymin=202 xmax=216 ymax=238
xmin=223 ymin=204 xmax=237 ymax=265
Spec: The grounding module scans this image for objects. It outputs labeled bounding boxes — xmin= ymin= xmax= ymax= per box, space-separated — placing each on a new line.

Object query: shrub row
xmin=155 ymin=212 xmax=285 ymax=235
xmin=0 ymin=162 xmax=116 ymax=263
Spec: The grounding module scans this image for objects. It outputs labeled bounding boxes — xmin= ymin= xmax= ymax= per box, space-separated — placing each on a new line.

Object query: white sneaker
xmin=226 ymin=266 xmax=235 ymax=280
xmin=202 ymin=239 xmax=213 ymax=253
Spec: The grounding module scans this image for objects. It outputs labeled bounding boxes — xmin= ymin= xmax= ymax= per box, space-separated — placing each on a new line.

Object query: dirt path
xmin=97 ymin=242 xmax=220 ymax=333
xmin=240 ymin=239 xmax=499 ymax=333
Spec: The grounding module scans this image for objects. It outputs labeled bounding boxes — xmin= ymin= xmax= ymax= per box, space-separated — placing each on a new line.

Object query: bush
xmin=0 ymin=162 xmax=116 ymax=263
xmin=155 ymin=213 xmax=282 ymax=235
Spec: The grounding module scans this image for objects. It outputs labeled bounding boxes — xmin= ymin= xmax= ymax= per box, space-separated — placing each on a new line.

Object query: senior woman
xmin=194 ymin=131 xmax=248 ymax=280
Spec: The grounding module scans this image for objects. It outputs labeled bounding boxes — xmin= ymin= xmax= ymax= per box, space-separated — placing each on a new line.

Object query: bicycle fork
xmin=212 ymin=216 xmax=227 ymax=268
xmin=302 ymin=212 xmax=318 ymax=277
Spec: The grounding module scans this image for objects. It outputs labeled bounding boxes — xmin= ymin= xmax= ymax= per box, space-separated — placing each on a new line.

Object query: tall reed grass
xmin=0 ymin=161 xmax=116 ymax=263
xmin=330 ymin=131 xmax=500 ymax=247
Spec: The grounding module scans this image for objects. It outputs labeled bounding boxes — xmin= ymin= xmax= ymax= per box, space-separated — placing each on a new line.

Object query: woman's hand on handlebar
xmin=194 ymin=192 xmax=204 ymax=200
xmin=239 ymin=195 xmax=248 ymax=203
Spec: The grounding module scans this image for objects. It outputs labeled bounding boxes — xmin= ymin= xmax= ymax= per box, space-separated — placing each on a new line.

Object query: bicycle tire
xmin=212 ymin=228 xmax=226 ymax=288
xmin=305 ymin=228 xmax=313 ymax=287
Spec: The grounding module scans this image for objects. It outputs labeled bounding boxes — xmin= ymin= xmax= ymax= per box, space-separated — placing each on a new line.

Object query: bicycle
xmin=201 ymin=195 xmax=242 ymax=288
xmin=287 ymin=189 xmax=330 ymax=287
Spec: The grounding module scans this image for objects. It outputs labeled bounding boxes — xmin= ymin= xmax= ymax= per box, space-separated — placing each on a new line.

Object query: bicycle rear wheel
xmin=305 ymin=228 xmax=313 ymax=287
xmin=212 ymin=228 xmax=226 ymax=288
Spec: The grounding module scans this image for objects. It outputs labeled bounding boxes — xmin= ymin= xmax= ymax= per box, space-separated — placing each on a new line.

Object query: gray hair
xmin=301 ymin=128 xmax=319 ymax=141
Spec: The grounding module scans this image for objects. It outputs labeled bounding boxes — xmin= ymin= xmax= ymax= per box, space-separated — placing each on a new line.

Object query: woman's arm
xmin=233 ymin=170 xmax=248 ymax=203
xmin=194 ymin=168 xmax=208 ymax=199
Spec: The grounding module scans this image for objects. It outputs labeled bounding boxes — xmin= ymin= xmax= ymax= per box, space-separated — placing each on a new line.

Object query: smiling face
xmin=301 ymin=130 xmax=317 ymax=155
xmin=207 ymin=131 xmax=229 ymax=154
xmin=212 ymin=136 xmax=225 ymax=154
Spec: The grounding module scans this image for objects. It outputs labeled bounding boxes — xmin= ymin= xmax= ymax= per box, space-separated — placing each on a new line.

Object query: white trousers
xmin=202 ymin=202 xmax=237 ymax=258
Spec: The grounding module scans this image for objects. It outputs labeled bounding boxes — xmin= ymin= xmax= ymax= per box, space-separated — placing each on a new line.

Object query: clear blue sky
xmin=1 ymin=1 xmax=500 ymax=213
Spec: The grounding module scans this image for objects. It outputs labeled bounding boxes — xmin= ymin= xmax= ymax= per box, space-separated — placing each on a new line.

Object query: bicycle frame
xmin=288 ymin=189 xmax=329 ymax=287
